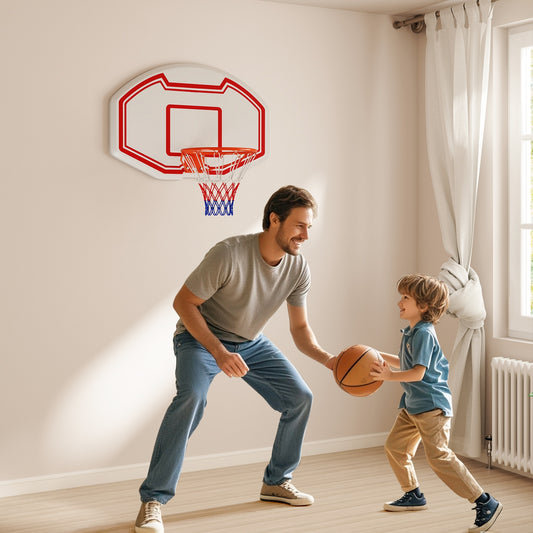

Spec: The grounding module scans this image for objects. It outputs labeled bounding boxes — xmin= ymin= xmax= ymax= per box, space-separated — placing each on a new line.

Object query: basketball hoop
xmin=181 ymin=147 xmax=258 ymax=216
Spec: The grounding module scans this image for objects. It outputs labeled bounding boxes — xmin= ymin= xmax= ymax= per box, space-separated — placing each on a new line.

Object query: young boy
xmin=370 ymin=274 xmax=502 ymax=532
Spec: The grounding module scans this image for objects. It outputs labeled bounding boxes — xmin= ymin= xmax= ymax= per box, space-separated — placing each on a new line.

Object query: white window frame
xmin=508 ymin=24 xmax=533 ymax=341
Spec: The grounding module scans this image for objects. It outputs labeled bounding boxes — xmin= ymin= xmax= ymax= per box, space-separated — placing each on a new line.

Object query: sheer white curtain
xmin=424 ymin=0 xmax=493 ymax=458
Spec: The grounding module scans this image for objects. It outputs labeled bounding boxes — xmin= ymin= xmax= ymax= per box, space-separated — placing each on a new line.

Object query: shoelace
xmin=472 ymin=503 xmax=491 ymax=525
xmin=397 ymin=493 xmax=415 ymax=503
xmin=279 ymin=480 xmax=300 ymax=495
xmin=144 ymin=501 xmax=162 ymax=523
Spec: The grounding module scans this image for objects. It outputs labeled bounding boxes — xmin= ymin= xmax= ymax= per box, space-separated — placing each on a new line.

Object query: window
xmin=508 ymin=24 xmax=533 ymax=341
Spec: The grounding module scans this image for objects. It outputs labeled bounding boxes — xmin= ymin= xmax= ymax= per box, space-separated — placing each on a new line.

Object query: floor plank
xmin=0 ymin=447 xmax=531 ymax=532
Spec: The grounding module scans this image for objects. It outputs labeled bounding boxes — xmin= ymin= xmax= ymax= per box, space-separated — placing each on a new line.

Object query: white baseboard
xmin=0 ymin=433 xmax=386 ymax=498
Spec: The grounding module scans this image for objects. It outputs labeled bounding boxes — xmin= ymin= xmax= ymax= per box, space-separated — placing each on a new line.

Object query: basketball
xmin=333 ymin=344 xmax=384 ymax=397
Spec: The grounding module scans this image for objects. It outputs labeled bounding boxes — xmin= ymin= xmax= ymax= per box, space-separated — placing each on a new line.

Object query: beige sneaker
xmin=135 ymin=501 xmax=164 ymax=533
xmin=260 ymin=480 xmax=314 ymax=506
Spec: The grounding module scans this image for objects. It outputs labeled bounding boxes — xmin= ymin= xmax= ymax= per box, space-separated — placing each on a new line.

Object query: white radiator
xmin=491 ymin=357 xmax=533 ymax=475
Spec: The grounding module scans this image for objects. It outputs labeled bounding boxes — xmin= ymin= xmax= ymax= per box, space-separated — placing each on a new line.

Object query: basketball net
xmin=180 ymin=147 xmax=258 ymax=216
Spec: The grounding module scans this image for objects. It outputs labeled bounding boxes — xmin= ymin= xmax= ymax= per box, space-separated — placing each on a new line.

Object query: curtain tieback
xmin=439 ymin=258 xmax=486 ymax=330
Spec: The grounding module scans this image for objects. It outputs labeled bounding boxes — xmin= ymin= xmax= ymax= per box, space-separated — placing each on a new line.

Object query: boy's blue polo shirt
xmin=398 ymin=321 xmax=453 ymax=417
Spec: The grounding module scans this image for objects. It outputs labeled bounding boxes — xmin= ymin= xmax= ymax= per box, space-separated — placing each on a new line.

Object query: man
xmin=135 ymin=185 xmax=335 ymax=533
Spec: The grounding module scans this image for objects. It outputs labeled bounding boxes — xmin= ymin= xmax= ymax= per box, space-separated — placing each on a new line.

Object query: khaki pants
xmin=384 ymin=408 xmax=483 ymax=503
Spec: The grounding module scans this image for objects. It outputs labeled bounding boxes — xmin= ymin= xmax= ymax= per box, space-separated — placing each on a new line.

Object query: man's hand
xmin=213 ymin=350 xmax=249 ymax=378
xmin=325 ymin=356 xmax=336 ymax=371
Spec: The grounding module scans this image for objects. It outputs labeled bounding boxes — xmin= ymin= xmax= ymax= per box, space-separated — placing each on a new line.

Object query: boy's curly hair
xmin=397 ymin=274 xmax=449 ymax=324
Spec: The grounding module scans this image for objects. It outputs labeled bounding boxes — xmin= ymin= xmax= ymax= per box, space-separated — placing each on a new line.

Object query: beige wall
xmin=2 ymin=0 xmax=421 ymax=494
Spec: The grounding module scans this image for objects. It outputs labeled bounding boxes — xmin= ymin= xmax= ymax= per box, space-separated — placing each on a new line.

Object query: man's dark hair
xmin=262 ymin=185 xmax=318 ymax=230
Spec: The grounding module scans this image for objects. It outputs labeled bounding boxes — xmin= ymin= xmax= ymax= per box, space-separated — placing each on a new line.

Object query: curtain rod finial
xmin=410 ymin=20 xmax=426 ymax=33
xmin=392 ymin=14 xmax=425 ymax=33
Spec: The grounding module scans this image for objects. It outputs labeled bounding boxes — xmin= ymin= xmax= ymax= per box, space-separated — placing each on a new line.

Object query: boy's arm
xmin=379 ymin=351 xmax=401 ymax=369
xmin=370 ymin=361 xmax=426 ymax=382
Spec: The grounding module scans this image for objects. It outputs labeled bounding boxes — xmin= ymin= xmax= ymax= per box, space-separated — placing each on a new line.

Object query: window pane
xmin=530 ymin=138 xmax=533 ymax=222
xmin=530 ymin=48 xmax=533 ymax=222
xmin=526 ymin=46 xmax=533 ymax=133
xmin=508 ymin=27 xmax=533 ymax=339
xmin=523 ymin=47 xmax=532 ymax=135
xmin=521 ymin=46 xmax=533 ymax=315
xmin=524 ymin=47 xmax=533 ymax=135
xmin=527 ymin=229 xmax=533 ymax=316
xmin=524 ymin=139 xmax=533 ymax=223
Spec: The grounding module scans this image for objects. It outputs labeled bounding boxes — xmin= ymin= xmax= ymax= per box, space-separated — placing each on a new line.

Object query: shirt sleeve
xmin=184 ymin=242 xmax=233 ymax=301
xmin=286 ymin=261 xmax=311 ymax=307
xmin=410 ymin=328 xmax=435 ymax=369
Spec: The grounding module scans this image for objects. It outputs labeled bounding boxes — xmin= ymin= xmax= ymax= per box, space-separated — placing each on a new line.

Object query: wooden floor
xmin=1 ymin=447 xmax=532 ymax=533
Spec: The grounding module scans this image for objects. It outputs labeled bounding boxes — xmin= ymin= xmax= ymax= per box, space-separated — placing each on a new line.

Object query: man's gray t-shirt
xmin=174 ymin=233 xmax=311 ymax=342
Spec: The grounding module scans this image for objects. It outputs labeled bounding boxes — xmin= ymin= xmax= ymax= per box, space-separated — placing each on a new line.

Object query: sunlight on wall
xmin=41 ymin=193 xmax=328 ymax=472
xmin=43 ymin=297 xmax=177 ymax=468
xmin=308 ymin=174 xmax=327 ymax=211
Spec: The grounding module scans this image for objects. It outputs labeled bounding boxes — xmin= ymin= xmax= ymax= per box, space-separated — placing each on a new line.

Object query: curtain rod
xmin=392 ymin=0 xmax=498 ymax=33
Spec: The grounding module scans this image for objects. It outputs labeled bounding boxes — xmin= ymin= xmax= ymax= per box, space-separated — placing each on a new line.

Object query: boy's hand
xmin=370 ymin=359 xmax=392 ymax=381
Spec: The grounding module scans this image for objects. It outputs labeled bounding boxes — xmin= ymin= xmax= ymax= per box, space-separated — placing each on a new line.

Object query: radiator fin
xmin=491 ymin=357 xmax=533 ymax=475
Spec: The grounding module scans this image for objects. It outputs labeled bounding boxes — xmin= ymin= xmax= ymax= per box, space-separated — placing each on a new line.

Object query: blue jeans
xmin=139 ymin=331 xmax=313 ymax=504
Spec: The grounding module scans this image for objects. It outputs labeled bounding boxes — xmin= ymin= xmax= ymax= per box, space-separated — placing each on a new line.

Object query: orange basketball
xmin=333 ymin=344 xmax=383 ymax=397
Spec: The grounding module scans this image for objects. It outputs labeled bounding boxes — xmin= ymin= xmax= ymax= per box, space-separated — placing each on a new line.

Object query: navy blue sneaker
xmin=469 ymin=494 xmax=503 ymax=532
xmin=384 ymin=490 xmax=427 ymax=511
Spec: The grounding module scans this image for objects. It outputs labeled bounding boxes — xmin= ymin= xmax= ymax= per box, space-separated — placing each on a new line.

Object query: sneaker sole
xmin=260 ymin=494 xmax=314 ymax=506
xmin=383 ymin=502 xmax=428 ymax=511
xmin=468 ymin=502 xmax=503 ymax=532
xmin=135 ymin=525 xmax=164 ymax=533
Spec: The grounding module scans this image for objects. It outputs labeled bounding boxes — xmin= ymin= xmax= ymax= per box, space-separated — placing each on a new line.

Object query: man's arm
xmin=287 ymin=303 xmax=335 ymax=369
xmin=173 ymin=285 xmax=249 ymax=377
